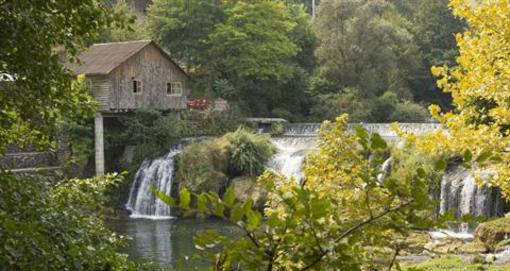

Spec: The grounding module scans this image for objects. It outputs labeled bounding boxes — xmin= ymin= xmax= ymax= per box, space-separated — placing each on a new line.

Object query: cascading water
xmin=439 ymin=167 xmax=505 ymax=218
xmin=268 ymin=137 xmax=316 ymax=180
xmin=126 ymin=149 xmax=180 ymax=219
xmin=125 ymin=122 xmax=504 ymax=222
xmin=270 ymin=123 xmax=505 ymax=221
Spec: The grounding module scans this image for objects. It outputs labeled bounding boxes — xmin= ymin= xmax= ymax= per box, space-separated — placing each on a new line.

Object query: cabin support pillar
xmin=94 ymin=112 xmax=105 ymax=177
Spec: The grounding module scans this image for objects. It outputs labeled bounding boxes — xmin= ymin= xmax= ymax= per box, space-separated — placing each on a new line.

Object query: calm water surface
xmin=107 ymin=218 xmax=238 ymax=269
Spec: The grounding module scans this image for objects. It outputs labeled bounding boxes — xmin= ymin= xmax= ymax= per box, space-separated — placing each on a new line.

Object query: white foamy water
xmin=268 ymin=137 xmax=316 ymax=180
xmin=439 ymin=167 xmax=504 ymax=218
xmin=126 ymin=149 xmax=180 ymax=219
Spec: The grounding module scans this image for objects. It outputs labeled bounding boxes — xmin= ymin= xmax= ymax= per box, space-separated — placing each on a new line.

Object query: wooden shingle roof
xmin=64 ymin=40 xmax=187 ymax=77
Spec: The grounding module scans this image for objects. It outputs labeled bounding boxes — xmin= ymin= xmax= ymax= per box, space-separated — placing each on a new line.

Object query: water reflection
xmin=107 ymin=218 xmax=238 ymax=269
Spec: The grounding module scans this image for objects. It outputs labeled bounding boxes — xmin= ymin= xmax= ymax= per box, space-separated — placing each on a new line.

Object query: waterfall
xmin=439 ymin=167 xmax=505 ymax=218
xmin=268 ymin=137 xmax=316 ymax=180
xmin=124 ymin=122 xmax=504 ymax=221
xmin=270 ymin=123 xmax=504 ymax=219
xmin=126 ymin=149 xmax=180 ymax=219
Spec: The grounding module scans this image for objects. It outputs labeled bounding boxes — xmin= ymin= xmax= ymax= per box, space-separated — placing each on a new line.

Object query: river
xmin=107 ymin=217 xmax=239 ymax=269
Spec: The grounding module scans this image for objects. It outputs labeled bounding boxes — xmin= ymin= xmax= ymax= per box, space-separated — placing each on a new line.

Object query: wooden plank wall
xmin=107 ymin=44 xmax=189 ymax=111
xmin=89 ymin=76 xmax=111 ymax=111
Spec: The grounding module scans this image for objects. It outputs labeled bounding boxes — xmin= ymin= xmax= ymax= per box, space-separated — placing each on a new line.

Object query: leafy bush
xmin=177 ymin=138 xmax=230 ymax=195
xmin=390 ymin=101 xmax=430 ymax=122
xmin=311 ymin=87 xmax=377 ymax=122
xmin=177 ymin=129 xmax=275 ymax=195
xmin=224 ymin=128 xmax=276 ymax=176
xmin=120 ymin=109 xmax=183 ymax=149
xmin=270 ymin=108 xmax=293 ymax=120
xmin=60 ymin=118 xmax=95 ymax=178
xmin=0 ymin=171 xmax=141 ymax=270
xmin=390 ymin=142 xmax=444 ymax=200
xmin=375 ymin=91 xmax=430 ymax=122
xmin=180 ymin=110 xmax=243 ymax=137
xmin=270 ymin=122 xmax=285 ymax=136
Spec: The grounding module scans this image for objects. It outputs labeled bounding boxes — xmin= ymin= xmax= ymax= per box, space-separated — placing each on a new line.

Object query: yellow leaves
xmin=428 ymin=104 xmax=442 ymax=119
xmin=430 ymin=66 xmax=443 ymax=77
xmin=421 ymin=0 xmax=510 ymax=197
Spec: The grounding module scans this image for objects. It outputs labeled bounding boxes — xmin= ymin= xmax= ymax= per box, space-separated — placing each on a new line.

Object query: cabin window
xmin=133 ymin=79 xmax=143 ymax=94
xmin=167 ymin=82 xmax=183 ymax=96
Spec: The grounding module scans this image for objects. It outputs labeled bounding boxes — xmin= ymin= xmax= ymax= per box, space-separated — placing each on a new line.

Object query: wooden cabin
xmin=65 ymin=40 xmax=189 ymax=112
xmin=64 ymin=40 xmax=189 ymax=177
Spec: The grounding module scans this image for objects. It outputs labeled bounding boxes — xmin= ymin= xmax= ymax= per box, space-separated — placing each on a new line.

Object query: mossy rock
xmin=403 ymin=255 xmax=510 ymax=271
xmin=474 ymin=216 xmax=510 ymax=252
xmin=402 ymin=231 xmax=432 ymax=254
xmin=177 ymin=138 xmax=230 ymax=194
xmin=229 ymin=176 xmax=267 ymax=211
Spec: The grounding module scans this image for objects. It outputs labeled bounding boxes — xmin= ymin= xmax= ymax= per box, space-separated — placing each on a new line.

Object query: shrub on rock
xmin=177 ymin=138 xmax=230 ymax=195
xmin=224 ymin=128 xmax=276 ymax=177
xmin=474 ymin=216 xmax=510 ymax=252
xmin=176 ymin=129 xmax=276 ymax=197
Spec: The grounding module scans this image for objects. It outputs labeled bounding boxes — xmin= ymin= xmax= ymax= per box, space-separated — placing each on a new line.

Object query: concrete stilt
xmin=94 ymin=112 xmax=105 ymax=177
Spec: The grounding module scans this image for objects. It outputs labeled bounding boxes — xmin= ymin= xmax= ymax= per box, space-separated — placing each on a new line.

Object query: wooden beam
xmin=94 ymin=112 xmax=105 ymax=177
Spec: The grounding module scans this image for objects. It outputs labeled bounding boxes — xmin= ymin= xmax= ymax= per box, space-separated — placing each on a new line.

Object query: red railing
xmin=186 ymin=99 xmax=210 ymax=110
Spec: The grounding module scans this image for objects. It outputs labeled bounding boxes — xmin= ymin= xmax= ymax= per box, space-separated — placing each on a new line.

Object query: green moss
xmin=177 ymin=138 xmax=230 ymax=194
xmin=475 ymin=216 xmax=510 ymax=252
xmin=403 ymin=256 xmax=510 ymax=271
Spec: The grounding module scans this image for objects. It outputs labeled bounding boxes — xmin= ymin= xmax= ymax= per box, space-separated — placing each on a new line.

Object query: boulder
xmin=229 ymin=176 xmax=267 ymax=210
xmin=474 ymin=216 xmax=510 ymax=252
xmin=177 ymin=138 xmax=230 ymax=195
xmin=423 ymin=237 xmax=487 ymax=255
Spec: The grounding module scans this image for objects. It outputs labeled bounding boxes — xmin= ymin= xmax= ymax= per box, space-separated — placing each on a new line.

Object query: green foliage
xmin=60 ymin=118 xmax=95 ymax=178
xmin=177 ymin=138 xmax=230 ymax=195
xmin=407 ymin=0 xmax=465 ymax=108
xmin=390 ymin=142 xmax=444 ymax=213
xmin=155 ymin=115 xmax=437 ymax=270
xmin=312 ymin=0 xmax=420 ymax=98
xmin=309 ymin=0 xmax=464 ymax=121
xmin=224 ymin=128 xmax=276 ymax=176
xmin=0 ymin=1 xmax=126 ymax=152
xmin=148 ymin=0 xmax=225 ymax=70
xmin=0 ymin=171 xmax=143 ymax=270
xmin=208 ymin=0 xmax=298 ymax=81
xmin=177 ymin=129 xmax=275 ymax=195
xmin=403 ymin=255 xmax=509 ymax=271
xmin=270 ymin=122 xmax=285 ymax=136
xmin=179 ymin=110 xmax=243 ymax=138
xmin=100 ymin=0 xmax=149 ymax=42
xmin=119 ymin=109 xmax=183 ymax=158
xmin=311 ymin=87 xmax=378 ymax=122
xmin=377 ymin=92 xmax=430 ymax=122
xmin=147 ymin=0 xmax=315 ymax=119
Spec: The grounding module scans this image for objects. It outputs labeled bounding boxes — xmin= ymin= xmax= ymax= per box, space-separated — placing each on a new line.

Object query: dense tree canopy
xmin=408 ymin=0 xmax=466 ymax=108
xmin=148 ymin=0 xmax=225 ymax=71
xmin=139 ymin=0 xmax=466 ymax=121
xmin=309 ymin=0 xmax=428 ymax=122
